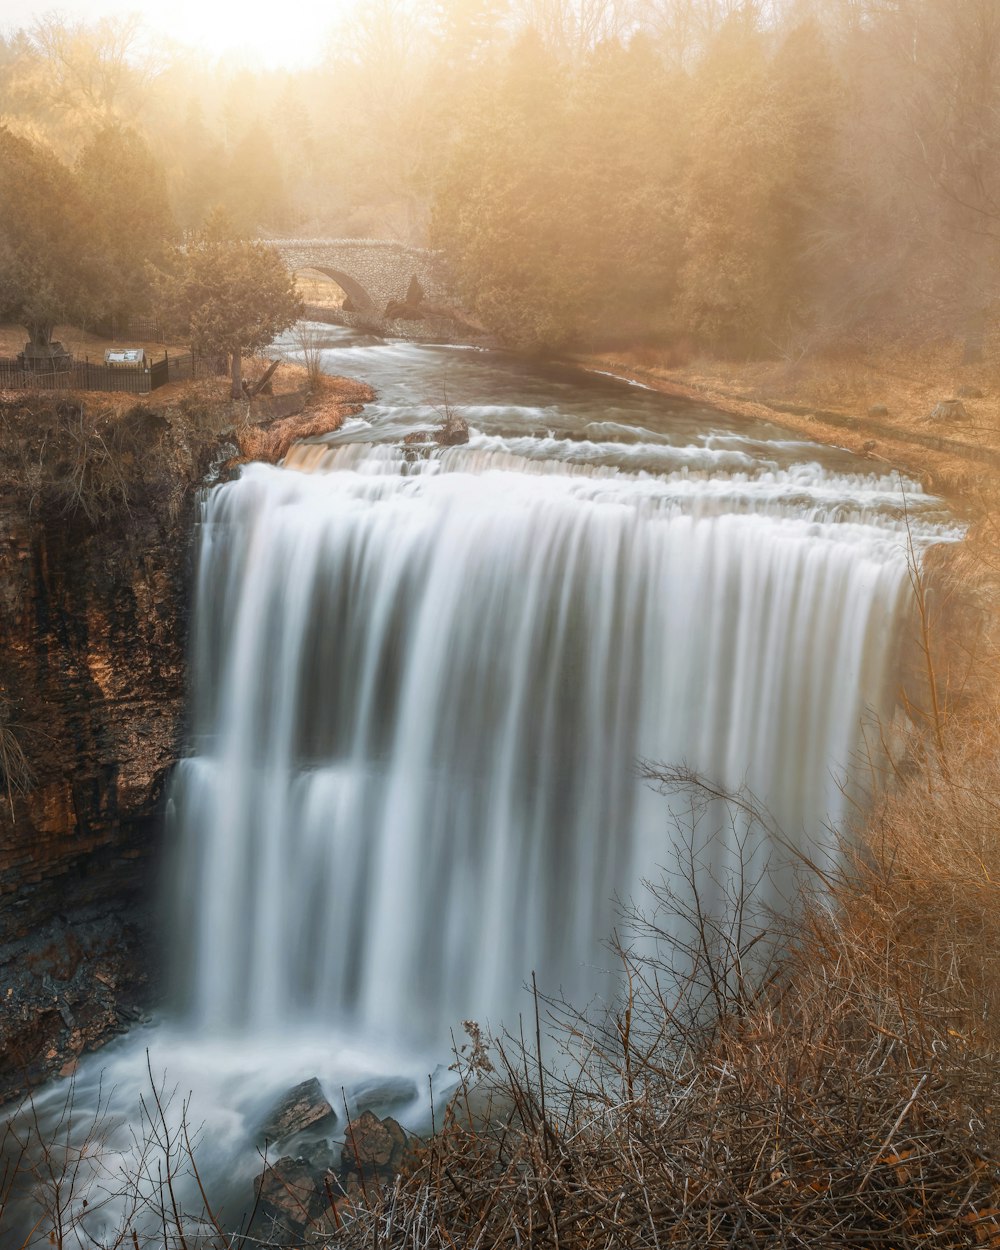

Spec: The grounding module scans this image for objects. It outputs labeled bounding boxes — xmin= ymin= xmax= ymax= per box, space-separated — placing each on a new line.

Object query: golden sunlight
xmin=4 ymin=0 xmax=361 ymax=68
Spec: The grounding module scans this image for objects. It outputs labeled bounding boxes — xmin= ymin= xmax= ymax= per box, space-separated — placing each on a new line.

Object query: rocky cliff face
xmin=0 ymin=399 xmax=219 ymax=1098
xmin=0 ymin=381 xmax=371 ymax=1101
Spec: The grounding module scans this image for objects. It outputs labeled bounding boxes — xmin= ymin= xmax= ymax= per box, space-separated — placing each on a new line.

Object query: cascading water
xmin=172 ymin=440 xmax=921 ymax=1041
xmin=3 ymin=325 xmax=957 ymax=1242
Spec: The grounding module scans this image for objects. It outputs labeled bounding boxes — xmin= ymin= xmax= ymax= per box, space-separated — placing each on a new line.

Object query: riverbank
xmin=573 ymin=343 xmax=1000 ymax=511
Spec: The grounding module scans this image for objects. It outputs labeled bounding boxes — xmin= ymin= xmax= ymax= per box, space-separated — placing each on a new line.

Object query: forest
xmin=1 ymin=0 xmax=998 ymax=355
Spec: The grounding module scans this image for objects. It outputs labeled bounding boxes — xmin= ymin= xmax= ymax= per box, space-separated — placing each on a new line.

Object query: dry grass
xmin=0 ymin=322 xmax=184 ymax=362
xmin=296 ymin=324 xmax=330 ymax=391
xmin=583 ymin=329 xmax=1000 ymax=500
xmin=235 ymin=374 xmax=374 ymax=463
xmin=0 ymin=698 xmax=33 ymax=810
xmin=0 ymin=398 xmax=142 ymax=524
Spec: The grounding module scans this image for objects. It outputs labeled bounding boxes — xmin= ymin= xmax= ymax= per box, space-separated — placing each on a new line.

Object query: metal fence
xmin=109 ymin=314 xmax=164 ymax=343
xmin=0 ymin=350 xmax=213 ymax=395
xmin=159 ymin=351 xmax=216 ymax=383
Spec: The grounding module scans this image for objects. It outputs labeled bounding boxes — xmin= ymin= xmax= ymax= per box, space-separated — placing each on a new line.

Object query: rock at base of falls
xmin=255 ymin=1155 xmax=328 ymax=1235
xmin=258 ymin=1076 xmax=335 ymax=1142
xmin=341 ymin=1109 xmax=417 ymax=1180
xmin=350 ymin=1074 xmax=419 ymax=1115
xmin=251 ymin=1110 xmax=419 ymax=1242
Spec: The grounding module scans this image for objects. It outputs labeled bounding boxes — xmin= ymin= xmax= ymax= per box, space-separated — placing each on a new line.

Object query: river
xmin=4 ymin=322 xmax=956 ymax=1244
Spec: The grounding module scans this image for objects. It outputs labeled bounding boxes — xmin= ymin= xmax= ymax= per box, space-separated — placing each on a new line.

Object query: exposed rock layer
xmin=0 ymin=381 xmax=368 ymax=1100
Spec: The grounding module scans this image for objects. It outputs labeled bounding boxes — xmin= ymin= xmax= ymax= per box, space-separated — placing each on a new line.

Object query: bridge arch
xmin=270 ymin=239 xmax=456 ymax=319
xmin=295 ymin=266 xmax=378 ymax=315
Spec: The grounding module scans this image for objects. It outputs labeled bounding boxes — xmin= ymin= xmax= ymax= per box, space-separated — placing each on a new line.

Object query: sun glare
xmin=5 ymin=0 xmax=359 ymax=68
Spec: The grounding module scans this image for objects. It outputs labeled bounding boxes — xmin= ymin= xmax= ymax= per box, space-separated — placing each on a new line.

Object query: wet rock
xmin=300 ymin=1138 xmax=337 ymax=1173
xmin=259 ymin=1077 xmax=335 ymax=1142
xmin=434 ymin=410 xmax=470 ymax=446
xmin=867 ymin=404 xmax=889 ymax=418
xmin=928 ymin=398 xmax=970 ymax=422
xmin=341 ymin=1110 xmax=418 ymax=1185
xmin=254 ymin=1156 xmax=325 ymax=1238
xmin=351 ymin=1075 xmax=420 ymax=1115
xmin=249 ymin=1114 xmax=414 ymax=1245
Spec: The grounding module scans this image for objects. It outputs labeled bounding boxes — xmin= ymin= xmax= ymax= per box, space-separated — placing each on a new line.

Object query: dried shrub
xmin=330 ymin=820 xmax=1000 ymax=1249
xmin=296 ymin=325 xmax=327 ymax=391
xmin=323 ymin=707 xmax=1000 ymax=1250
xmin=0 ymin=698 xmax=33 ymax=809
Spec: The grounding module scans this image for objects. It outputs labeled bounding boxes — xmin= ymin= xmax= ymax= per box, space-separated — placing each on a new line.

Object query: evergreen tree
xmin=159 ymin=212 xmax=302 ymax=398
xmin=0 ymin=126 xmax=104 ymax=351
xmin=76 ymin=123 xmax=178 ymax=325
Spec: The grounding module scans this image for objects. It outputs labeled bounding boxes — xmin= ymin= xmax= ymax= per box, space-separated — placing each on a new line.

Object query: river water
xmin=6 ymin=323 xmax=956 ymax=1242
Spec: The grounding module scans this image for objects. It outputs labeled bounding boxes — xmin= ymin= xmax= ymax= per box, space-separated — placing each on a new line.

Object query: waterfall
xmin=3 ymin=335 xmax=958 ymax=1243
xmin=169 ymin=433 xmax=934 ymax=1042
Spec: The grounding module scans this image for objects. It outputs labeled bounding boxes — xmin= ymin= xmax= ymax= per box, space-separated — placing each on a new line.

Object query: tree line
xmin=1 ymin=1 xmax=999 ymax=357
xmin=430 ymin=0 xmax=1000 ymax=352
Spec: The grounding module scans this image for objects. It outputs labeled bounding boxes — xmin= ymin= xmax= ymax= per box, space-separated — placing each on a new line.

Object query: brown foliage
xmin=235 ymin=376 xmax=374 ymax=464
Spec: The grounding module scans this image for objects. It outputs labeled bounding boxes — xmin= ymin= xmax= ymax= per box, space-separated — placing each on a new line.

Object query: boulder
xmin=259 ymin=1077 xmax=335 ymax=1142
xmin=351 ymin=1075 xmax=420 ymax=1115
xmin=434 ymin=410 xmax=470 ymax=447
xmin=867 ymin=404 xmax=889 ymax=418
xmin=928 ymin=399 xmax=970 ymax=423
xmin=254 ymin=1155 xmax=325 ymax=1234
xmin=341 ymin=1110 xmax=417 ymax=1185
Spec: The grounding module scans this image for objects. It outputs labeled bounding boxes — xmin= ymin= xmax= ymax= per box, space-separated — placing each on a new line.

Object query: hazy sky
xmin=3 ymin=0 xmax=361 ymax=69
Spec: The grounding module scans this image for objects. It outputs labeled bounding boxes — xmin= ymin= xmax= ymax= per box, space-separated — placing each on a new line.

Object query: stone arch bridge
xmin=266 ymin=238 xmax=455 ymax=317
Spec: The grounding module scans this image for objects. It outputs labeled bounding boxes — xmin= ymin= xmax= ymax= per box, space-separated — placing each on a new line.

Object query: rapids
xmin=3 ymin=323 xmax=957 ymax=1242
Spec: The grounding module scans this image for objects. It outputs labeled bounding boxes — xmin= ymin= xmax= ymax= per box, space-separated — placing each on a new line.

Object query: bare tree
xmin=28 ymin=15 xmax=162 ymax=125
xmin=635 ymin=0 xmax=766 ymax=66
xmin=511 ymin=0 xmax=640 ymax=59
